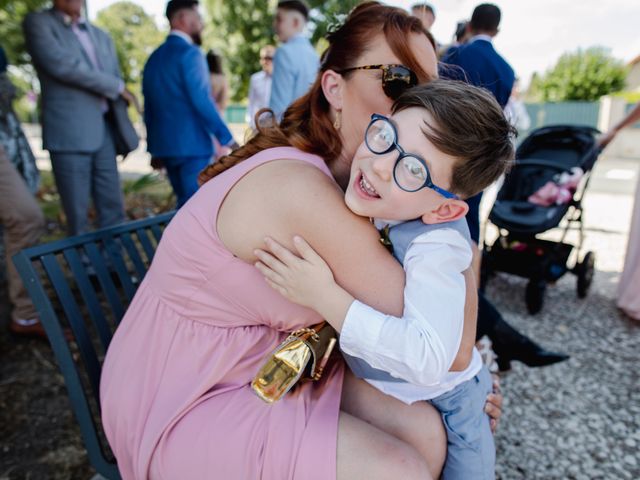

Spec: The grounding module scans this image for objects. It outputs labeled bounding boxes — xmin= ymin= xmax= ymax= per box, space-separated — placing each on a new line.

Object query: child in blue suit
xmin=255 ymin=80 xmax=514 ymax=479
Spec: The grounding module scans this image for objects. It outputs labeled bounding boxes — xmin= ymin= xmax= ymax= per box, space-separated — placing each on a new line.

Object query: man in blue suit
xmin=441 ymin=3 xmax=514 ymax=110
xmin=441 ymin=3 xmax=515 ymax=245
xmin=269 ymin=1 xmax=319 ymax=119
xmin=440 ymin=5 xmax=565 ymax=376
xmin=143 ymin=0 xmax=237 ymax=208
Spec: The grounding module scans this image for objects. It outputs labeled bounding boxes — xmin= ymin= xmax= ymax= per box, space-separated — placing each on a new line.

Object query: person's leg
xmin=429 ymin=367 xmax=495 ymax=480
xmin=340 ymin=369 xmax=447 ymax=479
xmin=92 ymin=121 xmax=125 ymax=229
xmin=337 ymin=411 xmax=432 ymax=480
xmin=477 ymin=290 xmax=569 ymax=370
xmin=147 ymin=379 xmax=432 ymax=480
xmin=49 ymin=151 xmax=92 ymax=236
xmin=476 ymin=290 xmax=500 ymax=340
xmin=164 ymin=157 xmax=210 ymax=208
xmin=174 ymin=157 xmax=210 ymax=208
xmin=164 ymin=161 xmax=187 ymax=208
xmin=0 ymin=147 xmax=44 ymax=322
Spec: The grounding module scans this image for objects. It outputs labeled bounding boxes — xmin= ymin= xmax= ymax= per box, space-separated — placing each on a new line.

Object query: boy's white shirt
xmin=339 ymin=219 xmax=483 ymax=404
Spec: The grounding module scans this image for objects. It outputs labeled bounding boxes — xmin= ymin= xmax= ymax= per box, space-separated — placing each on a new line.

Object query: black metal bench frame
xmin=12 ymin=212 xmax=175 ymax=480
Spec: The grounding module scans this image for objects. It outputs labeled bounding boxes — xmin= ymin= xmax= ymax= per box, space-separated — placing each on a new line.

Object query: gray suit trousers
xmin=50 ymin=117 xmax=125 ymax=236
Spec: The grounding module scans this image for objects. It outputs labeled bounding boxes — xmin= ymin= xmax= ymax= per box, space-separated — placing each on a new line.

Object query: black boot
xmin=477 ymin=292 xmax=570 ymax=372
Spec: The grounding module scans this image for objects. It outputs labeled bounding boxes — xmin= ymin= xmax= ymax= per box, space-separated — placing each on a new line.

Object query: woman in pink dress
xmin=599 ymin=103 xmax=640 ymax=320
xmin=100 ymin=3 xmax=501 ymax=479
xmin=619 ymin=174 xmax=640 ymax=320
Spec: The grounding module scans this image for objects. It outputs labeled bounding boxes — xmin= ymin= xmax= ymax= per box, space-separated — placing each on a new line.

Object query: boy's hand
xmin=254 ymin=236 xmax=337 ymax=311
xmin=485 ymin=375 xmax=503 ymax=433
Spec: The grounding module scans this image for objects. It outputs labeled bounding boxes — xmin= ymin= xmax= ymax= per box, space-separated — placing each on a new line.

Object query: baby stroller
xmin=481 ymin=125 xmax=601 ymax=314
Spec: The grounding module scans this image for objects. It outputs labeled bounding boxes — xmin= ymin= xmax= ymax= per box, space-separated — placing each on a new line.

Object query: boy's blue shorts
xmin=429 ymin=365 xmax=496 ymax=480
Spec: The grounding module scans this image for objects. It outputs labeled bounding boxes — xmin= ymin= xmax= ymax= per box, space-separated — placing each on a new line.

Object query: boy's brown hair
xmin=392 ymin=79 xmax=515 ymax=199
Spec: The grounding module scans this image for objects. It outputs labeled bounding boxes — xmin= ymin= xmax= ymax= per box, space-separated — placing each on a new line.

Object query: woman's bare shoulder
xmin=217 ymin=157 xmax=376 ymax=258
xmin=218 ymin=156 xmax=404 ymax=315
xmin=230 ymin=157 xmax=345 ymax=212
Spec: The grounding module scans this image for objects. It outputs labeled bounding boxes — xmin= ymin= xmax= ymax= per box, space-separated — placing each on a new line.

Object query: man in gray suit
xmin=23 ymin=0 xmax=138 ymax=236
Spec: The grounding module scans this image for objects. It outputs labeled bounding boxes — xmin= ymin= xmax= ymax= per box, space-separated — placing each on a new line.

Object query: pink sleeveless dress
xmin=100 ymin=147 xmax=345 ymax=479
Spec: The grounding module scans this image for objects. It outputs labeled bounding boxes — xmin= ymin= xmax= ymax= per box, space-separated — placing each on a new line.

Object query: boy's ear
xmin=421 ymin=199 xmax=469 ymax=224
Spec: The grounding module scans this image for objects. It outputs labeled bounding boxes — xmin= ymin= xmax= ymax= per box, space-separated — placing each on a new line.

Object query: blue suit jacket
xmin=441 ymin=38 xmax=515 ymax=242
xmin=143 ymin=34 xmax=232 ymax=160
xmin=440 ymin=38 xmax=515 ymax=108
xmin=269 ymin=34 xmax=319 ymax=118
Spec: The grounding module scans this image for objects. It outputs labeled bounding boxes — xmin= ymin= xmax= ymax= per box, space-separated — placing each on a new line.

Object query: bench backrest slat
xmin=119 ymin=232 xmax=147 ymax=279
xmin=12 ymin=211 xmax=175 ymax=480
xmin=103 ymin=237 xmax=137 ymax=301
xmin=63 ymin=247 xmax=113 ymax=352
xmin=84 ymin=243 xmax=126 ymax=322
xmin=135 ymin=228 xmax=156 ymax=262
xmin=41 ymin=253 xmax=102 ymax=407
xmin=149 ymin=224 xmax=163 ymax=243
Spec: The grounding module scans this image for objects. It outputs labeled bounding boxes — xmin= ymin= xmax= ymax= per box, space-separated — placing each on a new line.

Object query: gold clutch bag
xmin=251 ymin=321 xmax=337 ymax=404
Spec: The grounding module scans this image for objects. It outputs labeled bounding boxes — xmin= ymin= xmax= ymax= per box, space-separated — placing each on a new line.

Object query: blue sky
xmin=88 ymin=0 xmax=640 ymax=88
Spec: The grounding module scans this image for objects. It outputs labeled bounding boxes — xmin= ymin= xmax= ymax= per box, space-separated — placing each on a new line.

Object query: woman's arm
xmin=218 ymin=160 xmax=405 ymax=315
xmin=599 ymin=103 xmax=640 ymax=148
xmin=217 ymin=159 xmax=475 ymax=365
xmin=255 ymin=232 xmax=471 ymax=386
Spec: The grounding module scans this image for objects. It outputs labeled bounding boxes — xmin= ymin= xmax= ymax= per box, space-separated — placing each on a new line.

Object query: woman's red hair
xmin=198 ymin=1 xmax=435 ymax=185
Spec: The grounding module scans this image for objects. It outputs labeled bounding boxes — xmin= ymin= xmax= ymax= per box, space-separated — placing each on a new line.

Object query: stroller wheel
xmin=576 ymin=251 xmax=595 ymax=298
xmin=526 ymin=279 xmax=546 ymax=314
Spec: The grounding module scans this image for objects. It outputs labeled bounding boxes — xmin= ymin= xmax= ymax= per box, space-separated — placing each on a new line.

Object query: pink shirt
xmin=57 ymin=10 xmax=122 ymax=110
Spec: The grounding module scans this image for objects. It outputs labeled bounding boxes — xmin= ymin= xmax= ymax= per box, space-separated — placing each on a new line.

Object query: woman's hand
xmin=254 ymin=236 xmax=355 ymax=329
xmin=485 ymin=374 xmax=503 ymax=433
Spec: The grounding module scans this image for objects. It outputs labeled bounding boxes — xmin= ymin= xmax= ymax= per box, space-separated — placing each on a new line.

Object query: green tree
xmin=524 ymin=72 xmax=542 ymax=102
xmin=307 ymin=0 xmax=360 ymax=47
xmin=94 ymin=2 xmax=165 ymax=89
xmin=204 ymin=0 xmax=276 ymax=102
xmin=0 ymin=0 xmax=51 ymax=66
xmin=203 ymin=0 xmax=361 ymax=102
xmin=537 ymin=47 xmax=627 ymax=102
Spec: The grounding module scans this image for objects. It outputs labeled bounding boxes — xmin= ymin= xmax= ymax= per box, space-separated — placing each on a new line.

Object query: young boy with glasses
xmin=255 ymin=79 xmax=515 ymax=479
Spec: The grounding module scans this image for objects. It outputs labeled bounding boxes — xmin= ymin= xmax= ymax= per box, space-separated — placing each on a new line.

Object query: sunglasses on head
xmin=338 ymin=64 xmax=418 ymax=100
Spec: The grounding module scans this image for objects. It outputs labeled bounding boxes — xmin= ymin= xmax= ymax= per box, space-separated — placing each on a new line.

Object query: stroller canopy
xmin=489 ymin=125 xmax=600 ymax=235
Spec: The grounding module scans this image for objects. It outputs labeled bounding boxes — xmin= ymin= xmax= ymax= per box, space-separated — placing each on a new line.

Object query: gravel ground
xmin=489 ymin=226 xmax=639 ymax=480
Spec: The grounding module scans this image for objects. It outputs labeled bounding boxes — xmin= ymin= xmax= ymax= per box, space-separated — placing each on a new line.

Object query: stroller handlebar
xmin=514 ymin=158 xmax=576 ymax=173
